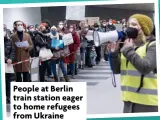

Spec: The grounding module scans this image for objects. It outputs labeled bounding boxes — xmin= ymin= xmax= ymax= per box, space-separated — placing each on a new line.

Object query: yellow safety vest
xmin=120 ymin=41 xmax=157 ymax=106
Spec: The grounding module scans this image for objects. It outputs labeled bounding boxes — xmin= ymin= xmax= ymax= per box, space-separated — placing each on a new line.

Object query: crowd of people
xmin=4 ymin=18 xmax=122 ymax=103
xmin=5 ymin=13 xmax=157 ymax=113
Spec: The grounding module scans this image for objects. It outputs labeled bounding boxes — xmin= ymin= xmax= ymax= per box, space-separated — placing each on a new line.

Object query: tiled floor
xmin=71 ymin=61 xmax=123 ymax=114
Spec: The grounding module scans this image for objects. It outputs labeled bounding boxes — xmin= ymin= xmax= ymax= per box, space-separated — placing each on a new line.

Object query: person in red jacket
xmin=64 ymin=24 xmax=80 ymax=78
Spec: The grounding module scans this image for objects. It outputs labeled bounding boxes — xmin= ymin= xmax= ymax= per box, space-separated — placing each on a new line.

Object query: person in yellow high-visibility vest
xmin=109 ymin=14 xmax=157 ymax=113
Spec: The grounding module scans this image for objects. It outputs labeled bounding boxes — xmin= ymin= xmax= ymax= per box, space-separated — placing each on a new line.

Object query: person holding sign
xmin=4 ymin=26 xmax=15 ymax=104
xmin=11 ymin=20 xmax=33 ymax=82
xmin=64 ymin=24 xmax=80 ymax=79
xmin=50 ymin=25 xmax=69 ymax=82
xmin=57 ymin=21 xmax=70 ymax=82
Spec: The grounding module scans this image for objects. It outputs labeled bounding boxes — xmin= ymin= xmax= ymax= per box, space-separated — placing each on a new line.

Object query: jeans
xmin=69 ymin=63 xmax=75 ymax=76
xmin=51 ymin=60 xmax=67 ymax=76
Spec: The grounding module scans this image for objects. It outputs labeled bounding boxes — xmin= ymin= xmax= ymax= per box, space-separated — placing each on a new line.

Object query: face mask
xmin=52 ymin=31 xmax=56 ymax=35
xmin=30 ymin=28 xmax=35 ymax=32
xmin=42 ymin=30 xmax=47 ymax=34
xmin=126 ymin=27 xmax=138 ymax=39
xmin=69 ymin=28 xmax=73 ymax=32
xmin=95 ymin=28 xmax=98 ymax=30
xmin=17 ymin=26 xmax=24 ymax=32
xmin=109 ymin=22 xmax=112 ymax=25
xmin=103 ymin=24 xmax=106 ymax=26
xmin=59 ymin=25 xmax=63 ymax=29
xmin=85 ymin=28 xmax=89 ymax=31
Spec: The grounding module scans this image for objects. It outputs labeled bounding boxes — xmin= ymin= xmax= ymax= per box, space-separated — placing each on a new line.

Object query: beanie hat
xmin=51 ymin=25 xmax=57 ymax=30
xmin=35 ymin=24 xmax=39 ymax=28
xmin=130 ymin=14 xmax=153 ymax=36
xmin=42 ymin=20 xmax=51 ymax=28
xmin=27 ymin=25 xmax=34 ymax=30
xmin=93 ymin=23 xmax=99 ymax=27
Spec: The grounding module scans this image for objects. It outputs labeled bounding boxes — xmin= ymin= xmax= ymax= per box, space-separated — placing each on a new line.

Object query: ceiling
xmin=90 ymin=3 xmax=154 ymax=12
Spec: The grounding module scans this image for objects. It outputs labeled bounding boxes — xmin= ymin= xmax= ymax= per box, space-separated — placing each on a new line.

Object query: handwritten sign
xmin=63 ymin=33 xmax=74 ymax=46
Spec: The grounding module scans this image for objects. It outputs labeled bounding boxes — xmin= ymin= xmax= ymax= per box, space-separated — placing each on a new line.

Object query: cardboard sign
xmin=85 ymin=30 xmax=93 ymax=41
xmin=66 ymin=6 xmax=85 ymax=20
xmin=85 ymin=17 xmax=99 ymax=26
xmin=63 ymin=33 xmax=74 ymax=46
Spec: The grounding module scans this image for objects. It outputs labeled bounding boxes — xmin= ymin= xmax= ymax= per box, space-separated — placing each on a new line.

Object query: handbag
xmin=60 ymin=46 xmax=70 ymax=58
xmin=53 ymin=50 xmax=61 ymax=59
xmin=39 ymin=47 xmax=53 ymax=61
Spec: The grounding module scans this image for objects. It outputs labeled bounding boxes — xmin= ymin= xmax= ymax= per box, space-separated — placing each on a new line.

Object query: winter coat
xmin=64 ymin=31 xmax=80 ymax=63
xmin=11 ymin=32 xmax=33 ymax=72
xmin=4 ymin=36 xmax=15 ymax=63
xmin=34 ymin=31 xmax=51 ymax=53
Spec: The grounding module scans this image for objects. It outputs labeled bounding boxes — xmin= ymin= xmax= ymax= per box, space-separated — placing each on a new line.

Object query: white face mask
xmin=103 ymin=24 xmax=106 ymax=26
xmin=85 ymin=28 xmax=89 ymax=31
xmin=17 ymin=26 xmax=24 ymax=32
xmin=69 ymin=28 xmax=73 ymax=32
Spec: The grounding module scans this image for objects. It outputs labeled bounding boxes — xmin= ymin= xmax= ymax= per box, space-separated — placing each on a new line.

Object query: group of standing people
xmin=4 ymin=19 xmax=116 ymax=104
xmin=4 ymin=13 xmax=158 ymax=114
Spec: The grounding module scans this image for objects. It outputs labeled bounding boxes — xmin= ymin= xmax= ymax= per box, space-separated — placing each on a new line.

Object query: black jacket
xmin=107 ymin=24 xmax=116 ymax=31
xmin=4 ymin=37 xmax=15 ymax=63
xmin=28 ymin=31 xmax=37 ymax=57
xmin=34 ymin=31 xmax=51 ymax=54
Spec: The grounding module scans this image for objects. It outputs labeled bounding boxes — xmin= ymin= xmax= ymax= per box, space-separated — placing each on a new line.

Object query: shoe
xmin=82 ymin=65 xmax=84 ymax=69
xmin=54 ymin=75 xmax=58 ymax=82
xmin=75 ymin=69 xmax=78 ymax=75
xmin=48 ymin=75 xmax=54 ymax=78
xmin=64 ymin=76 xmax=70 ymax=82
xmin=88 ymin=65 xmax=93 ymax=67
xmin=78 ymin=64 xmax=81 ymax=69
xmin=60 ymin=77 xmax=65 ymax=82
xmin=71 ymin=75 xmax=75 ymax=79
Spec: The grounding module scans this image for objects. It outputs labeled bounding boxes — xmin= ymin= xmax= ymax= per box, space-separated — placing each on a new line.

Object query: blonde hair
xmin=136 ymin=31 xmax=146 ymax=44
xmin=51 ymin=25 xmax=57 ymax=31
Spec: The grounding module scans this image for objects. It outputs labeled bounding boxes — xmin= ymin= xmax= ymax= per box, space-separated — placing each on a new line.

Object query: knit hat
xmin=51 ymin=25 xmax=57 ymax=30
xmin=130 ymin=14 xmax=153 ymax=36
xmin=35 ymin=24 xmax=39 ymax=28
xmin=27 ymin=25 xmax=34 ymax=30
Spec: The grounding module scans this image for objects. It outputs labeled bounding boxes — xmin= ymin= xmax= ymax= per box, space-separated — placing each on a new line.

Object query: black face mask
xmin=126 ymin=27 xmax=138 ymax=39
xmin=42 ymin=30 xmax=47 ymax=34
